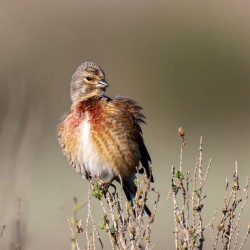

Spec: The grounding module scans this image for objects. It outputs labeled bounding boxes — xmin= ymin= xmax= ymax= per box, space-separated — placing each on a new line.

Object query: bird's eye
xmin=86 ymin=77 xmax=93 ymax=81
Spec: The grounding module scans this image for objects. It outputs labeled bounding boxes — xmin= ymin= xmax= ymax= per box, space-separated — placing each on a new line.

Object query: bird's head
xmin=70 ymin=61 xmax=109 ymax=103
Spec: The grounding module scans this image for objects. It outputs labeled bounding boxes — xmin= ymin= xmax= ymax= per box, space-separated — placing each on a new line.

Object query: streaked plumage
xmin=58 ymin=62 xmax=153 ymax=215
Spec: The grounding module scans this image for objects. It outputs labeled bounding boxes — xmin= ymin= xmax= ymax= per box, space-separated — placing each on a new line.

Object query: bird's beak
xmin=98 ymin=79 xmax=109 ymax=88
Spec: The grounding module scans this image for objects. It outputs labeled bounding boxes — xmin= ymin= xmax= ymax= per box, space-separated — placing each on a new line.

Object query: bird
xmin=57 ymin=61 xmax=153 ymax=215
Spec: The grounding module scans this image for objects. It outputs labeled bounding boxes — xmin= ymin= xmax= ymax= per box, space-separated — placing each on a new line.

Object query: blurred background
xmin=1 ymin=0 xmax=250 ymax=249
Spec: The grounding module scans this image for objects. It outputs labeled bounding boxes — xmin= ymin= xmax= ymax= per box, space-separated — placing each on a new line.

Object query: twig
xmin=0 ymin=225 xmax=6 ymax=238
xmin=238 ymin=224 xmax=250 ymax=250
xmin=233 ymin=176 xmax=249 ymax=250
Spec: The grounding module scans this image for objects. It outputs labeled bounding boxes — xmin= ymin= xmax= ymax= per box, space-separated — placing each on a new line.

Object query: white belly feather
xmin=78 ymin=116 xmax=115 ymax=181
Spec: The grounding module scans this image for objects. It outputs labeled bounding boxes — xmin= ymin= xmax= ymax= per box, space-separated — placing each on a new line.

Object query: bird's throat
xmin=71 ymin=98 xmax=104 ymax=130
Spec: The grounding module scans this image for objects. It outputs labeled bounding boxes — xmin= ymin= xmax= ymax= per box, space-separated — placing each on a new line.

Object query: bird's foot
xmin=101 ymin=182 xmax=111 ymax=193
xmin=100 ymin=182 xmax=117 ymax=194
xmin=86 ymin=172 xmax=92 ymax=180
xmin=94 ymin=176 xmax=116 ymax=194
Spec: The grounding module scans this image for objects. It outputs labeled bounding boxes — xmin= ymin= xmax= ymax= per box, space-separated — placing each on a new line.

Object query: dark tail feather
xmin=122 ymin=182 xmax=151 ymax=217
xmin=144 ymin=203 xmax=152 ymax=217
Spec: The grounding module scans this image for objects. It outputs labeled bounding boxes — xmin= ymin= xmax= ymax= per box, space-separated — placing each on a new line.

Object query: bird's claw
xmin=100 ymin=182 xmax=116 ymax=194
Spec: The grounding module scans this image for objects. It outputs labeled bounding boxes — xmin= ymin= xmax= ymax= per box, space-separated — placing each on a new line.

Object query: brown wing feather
xmin=106 ymin=96 xmax=153 ymax=182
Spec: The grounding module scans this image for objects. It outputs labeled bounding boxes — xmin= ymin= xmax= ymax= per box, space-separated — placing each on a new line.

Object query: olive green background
xmin=1 ymin=1 xmax=250 ymax=249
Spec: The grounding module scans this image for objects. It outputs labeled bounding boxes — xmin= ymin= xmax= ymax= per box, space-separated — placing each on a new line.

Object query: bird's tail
xmin=122 ymin=178 xmax=151 ymax=217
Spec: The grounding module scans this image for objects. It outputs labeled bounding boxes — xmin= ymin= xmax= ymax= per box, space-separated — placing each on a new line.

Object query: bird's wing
xmin=106 ymin=96 xmax=153 ymax=182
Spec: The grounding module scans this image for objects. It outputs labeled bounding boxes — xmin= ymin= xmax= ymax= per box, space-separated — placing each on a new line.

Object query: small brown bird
xmin=58 ymin=62 xmax=153 ymax=215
